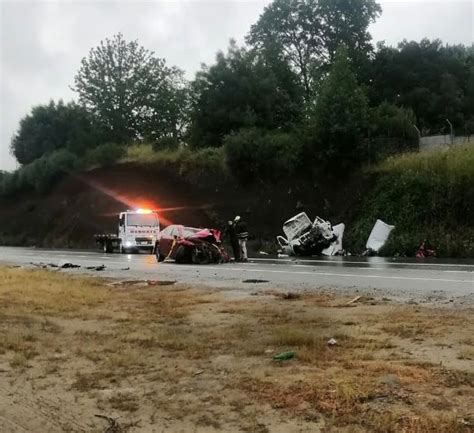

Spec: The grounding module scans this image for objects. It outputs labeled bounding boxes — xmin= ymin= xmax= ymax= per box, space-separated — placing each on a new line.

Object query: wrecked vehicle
xmin=277 ymin=212 xmax=344 ymax=257
xmin=155 ymin=225 xmax=230 ymax=264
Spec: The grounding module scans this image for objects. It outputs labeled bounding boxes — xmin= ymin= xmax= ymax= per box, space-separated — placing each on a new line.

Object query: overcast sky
xmin=1 ymin=0 xmax=473 ymax=171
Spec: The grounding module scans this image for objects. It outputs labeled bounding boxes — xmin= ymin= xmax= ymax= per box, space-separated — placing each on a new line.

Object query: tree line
xmin=8 ymin=0 xmax=474 ymax=184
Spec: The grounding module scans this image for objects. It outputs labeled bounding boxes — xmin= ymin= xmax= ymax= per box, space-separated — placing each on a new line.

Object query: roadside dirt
xmin=0 ymin=266 xmax=472 ymax=432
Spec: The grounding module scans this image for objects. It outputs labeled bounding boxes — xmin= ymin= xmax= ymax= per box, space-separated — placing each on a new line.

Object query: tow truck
xmin=95 ymin=209 xmax=160 ymax=254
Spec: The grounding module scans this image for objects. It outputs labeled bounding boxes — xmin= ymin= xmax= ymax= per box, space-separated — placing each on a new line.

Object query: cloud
xmin=1 ymin=0 xmax=472 ymax=171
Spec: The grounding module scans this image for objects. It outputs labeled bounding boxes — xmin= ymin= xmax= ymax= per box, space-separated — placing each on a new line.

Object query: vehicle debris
xmin=416 ymin=240 xmax=436 ymax=258
xmin=243 ymin=279 xmax=269 ymax=283
xmin=327 ymin=338 xmax=338 ymax=346
xmin=59 ymin=261 xmax=81 ymax=269
xmin=278 ymin=292 xmax=301 ymax=300
xmin=155 ymin=225 xmax=229 ymax=264
xmin=273 ymin=351 xmax=296 ymax=361
xmin=365 ymin=219 xmax=395 ymax=254
xmin=85 ymin=265 xmax=106 ymax=271
xmin=346 ymin=295 xmax=361 ymax=305
xmin=277 ymin=212 xmax=343 ymax=257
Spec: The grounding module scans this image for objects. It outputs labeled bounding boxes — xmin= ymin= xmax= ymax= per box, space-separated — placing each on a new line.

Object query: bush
xmin=84 ymin=142 xmax=125 ymax=167
xmin=346 ymin=145 xmax=474 ymax=257
xmin=224 ymin=128 xmax=303 ymax=184
xmin=151 ymin=137 xmax=180 ymax=152
xmin=0 ymin=149 xmax=79 ymax=196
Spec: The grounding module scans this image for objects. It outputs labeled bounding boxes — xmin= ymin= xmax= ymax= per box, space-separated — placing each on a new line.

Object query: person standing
xmin=234 ymin=215 xmax=248 ymax=262
xmin=224 ymin=220 xmax=240 ymax=261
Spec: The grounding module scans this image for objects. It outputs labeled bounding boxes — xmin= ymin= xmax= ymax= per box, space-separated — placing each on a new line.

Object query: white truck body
xmin=96 ymin=209 xmax=160 ymax=253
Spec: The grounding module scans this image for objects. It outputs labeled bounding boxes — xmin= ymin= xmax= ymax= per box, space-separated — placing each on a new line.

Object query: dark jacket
xmin=235 ymin=220 xmax=248 ymax=240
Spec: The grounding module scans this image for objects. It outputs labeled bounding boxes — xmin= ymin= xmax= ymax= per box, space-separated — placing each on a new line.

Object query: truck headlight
xmin=125 ymin=241 xmax=133 ymax=247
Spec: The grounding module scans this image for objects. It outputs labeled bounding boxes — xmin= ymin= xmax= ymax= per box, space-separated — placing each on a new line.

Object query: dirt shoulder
xmin=0 ymin=266 xmax=472 ymax=432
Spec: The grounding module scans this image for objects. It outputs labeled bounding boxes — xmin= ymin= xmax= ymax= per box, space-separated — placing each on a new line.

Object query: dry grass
xmin=0 ymin=266 xmax=472 ymax=433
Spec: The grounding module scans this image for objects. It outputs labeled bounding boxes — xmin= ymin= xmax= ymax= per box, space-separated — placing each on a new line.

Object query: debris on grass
xmin=273 ymin=351 xmax=296 ymax=361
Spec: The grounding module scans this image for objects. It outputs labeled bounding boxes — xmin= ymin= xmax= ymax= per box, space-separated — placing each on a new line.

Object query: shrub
xmin=0 ymin=149 xmax=79 ymax=196
xmin=151 ymin=137 xmax=180 ymax=152
xmin=84 ymin=142 xmax=125 ymax=167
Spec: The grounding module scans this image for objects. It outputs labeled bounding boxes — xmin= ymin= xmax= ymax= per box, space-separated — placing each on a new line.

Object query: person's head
xmin=227 ymin=220 xmax=233 ymax=226
xmin=234 ymin=215 xmax=241 ymax=223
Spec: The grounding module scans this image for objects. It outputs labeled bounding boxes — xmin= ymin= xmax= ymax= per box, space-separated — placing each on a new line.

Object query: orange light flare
xmin=75 ymin=175 xmax=210 ymax=227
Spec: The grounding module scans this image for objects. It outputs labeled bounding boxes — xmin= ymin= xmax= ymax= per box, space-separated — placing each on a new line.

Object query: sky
xmin=1 ymin=0 xmax=473 ymax=171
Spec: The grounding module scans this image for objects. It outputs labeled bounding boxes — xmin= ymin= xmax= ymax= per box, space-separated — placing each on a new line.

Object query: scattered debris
xmin=327 ymin=338 xmax=338 ymax=346
xmin=277 ymin=212 xmax=344 ymax=257
xmin=85 ymin=265 xmax=106 ymax=271
xmin=243 ymin=279 xmax=269 ymax=284
xmin=146 ymin=280 xmax=176 ymax=286
xmin=278 ymin=292 xmax=301 ymax=300
xmin=120 ymin=267 xmax=130 ymax=271
xmin=264 ymin=349 xmax=274 ymax=354
xmin=259 ymin=251 xmax=269 ymax=256
xmin=273 ymin=351 xmax=296 ymax=361
xmin=346 ymin=295 xmax=361 ymax=305
xmin=95 ymin=414 xmax=122 ymax=433
xmin=193 ymin=370 xmax=205 ymax=376
xmin=365 ymin=219 xmax=395 ymax=254
xmin=59 ymin=262 xmax=81 ymax=269
xmin=416 ymin=240 xmax=437 ymax=258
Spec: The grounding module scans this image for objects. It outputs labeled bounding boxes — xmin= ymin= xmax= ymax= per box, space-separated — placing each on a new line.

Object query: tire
xmin=155 ymin=245 xmax=165 ymax=262
xmin=103 ymin=241 xmax=113 ymax=254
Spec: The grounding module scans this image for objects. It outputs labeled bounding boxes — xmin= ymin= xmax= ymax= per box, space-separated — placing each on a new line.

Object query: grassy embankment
xmin=0 ymin=266 xmax=472 ymax=432
xmin=347 ymin=145 xmax=474 ymax=257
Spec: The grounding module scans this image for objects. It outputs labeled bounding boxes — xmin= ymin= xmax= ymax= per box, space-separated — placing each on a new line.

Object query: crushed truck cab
xmin=95 ymin=209 xmax=160 ymax=254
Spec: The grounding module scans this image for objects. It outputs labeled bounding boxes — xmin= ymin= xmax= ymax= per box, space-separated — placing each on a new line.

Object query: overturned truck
xmin=277 ymin=213 xmax=345 ymax=257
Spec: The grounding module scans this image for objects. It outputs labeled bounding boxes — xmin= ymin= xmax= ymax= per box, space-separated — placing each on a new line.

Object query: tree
xmin=369 ymin=40 xmax=473 ymax=133
xmin=189 ymin=41 xmax=304 ymax=148
xmin=73 ymin=33 xmax=186 ymax=143
xmin=247 ymin=0 xmax=381 ymax=98
xmin=10 ymin=100 xmax=105 ymax=165
xmin=312 ymin=48 xmax=369 ymax=167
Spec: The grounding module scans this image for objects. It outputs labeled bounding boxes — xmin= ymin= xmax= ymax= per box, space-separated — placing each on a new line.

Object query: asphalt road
xmin=1 ymin=246 xmax=473 ymax=305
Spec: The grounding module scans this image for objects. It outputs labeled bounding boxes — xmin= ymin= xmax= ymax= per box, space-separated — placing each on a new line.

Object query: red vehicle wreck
xmin=154 ymin=225 xmax=230 ymax=264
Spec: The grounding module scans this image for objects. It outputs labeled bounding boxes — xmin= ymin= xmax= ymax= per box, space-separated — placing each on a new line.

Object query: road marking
xmin=251 ymin=257 xmax=474 ymax=268
xmin=161 ymin=264 xmax=474 ymax=285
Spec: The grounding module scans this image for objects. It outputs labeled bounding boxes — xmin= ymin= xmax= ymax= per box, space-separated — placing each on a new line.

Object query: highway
xmin=0 ymin=246 xmax=473 ymax=305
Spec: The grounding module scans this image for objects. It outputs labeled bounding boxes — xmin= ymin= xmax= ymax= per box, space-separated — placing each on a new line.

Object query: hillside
xmin=1 ymin=145 xmax=473 ymax=257
xmin=0 ymin=159 xmax=366 ymax=250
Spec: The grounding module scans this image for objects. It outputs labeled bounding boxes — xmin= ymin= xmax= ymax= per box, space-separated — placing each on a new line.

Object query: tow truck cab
xmin=118 ymin=209 xmax=160 ymax=253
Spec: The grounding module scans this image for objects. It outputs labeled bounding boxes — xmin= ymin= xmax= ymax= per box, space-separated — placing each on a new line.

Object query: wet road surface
xmin=0 ymin=246 xmax=473 ymax=304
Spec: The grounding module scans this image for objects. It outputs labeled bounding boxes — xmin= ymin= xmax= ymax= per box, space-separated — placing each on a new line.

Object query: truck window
xmin=127 ymin=213 xmax=159 ymax=227
xmin=119 ymin=215 xmax=125 ymax=226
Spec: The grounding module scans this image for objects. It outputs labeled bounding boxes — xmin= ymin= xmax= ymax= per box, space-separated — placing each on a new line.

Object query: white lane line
xmin=251 ymin=258 xmax=474 ymax=268
xmin=158 ymin=264 xmax=474 ymax=285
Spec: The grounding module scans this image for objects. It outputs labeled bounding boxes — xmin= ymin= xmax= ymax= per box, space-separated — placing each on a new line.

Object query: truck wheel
xmin=103 ymin=241 xmax=113 ymax=254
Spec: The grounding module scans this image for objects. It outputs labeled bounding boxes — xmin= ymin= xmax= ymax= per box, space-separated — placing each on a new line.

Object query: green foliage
xmin=0 ymin=150 xmax=79 ymax=196
xmin=189 ymin=41 xmax=304 ymax=148
xmin=369 ymin=40 xmax=474 ymax=133
xmin=224 ymin=128 xmax=303 ymax=183
xmin=247 ymin=0 xmax=381 ymax=97
xmin=311 ymin=48 xmax=369 ymax=168
xmin=151 ymin=136 xmax=180 ymax=152
xmin=84 ymin=142 xmax=126 ymax=167
xmin=123 ymin=144 xmax=229 ymax=187
xmin=347 ymin=146 xmax=474 ymax=257
xmin=10 ymin=100 xmax=105 ymax=165
xmin=73 ymin=33 xmax=188 ymax=143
